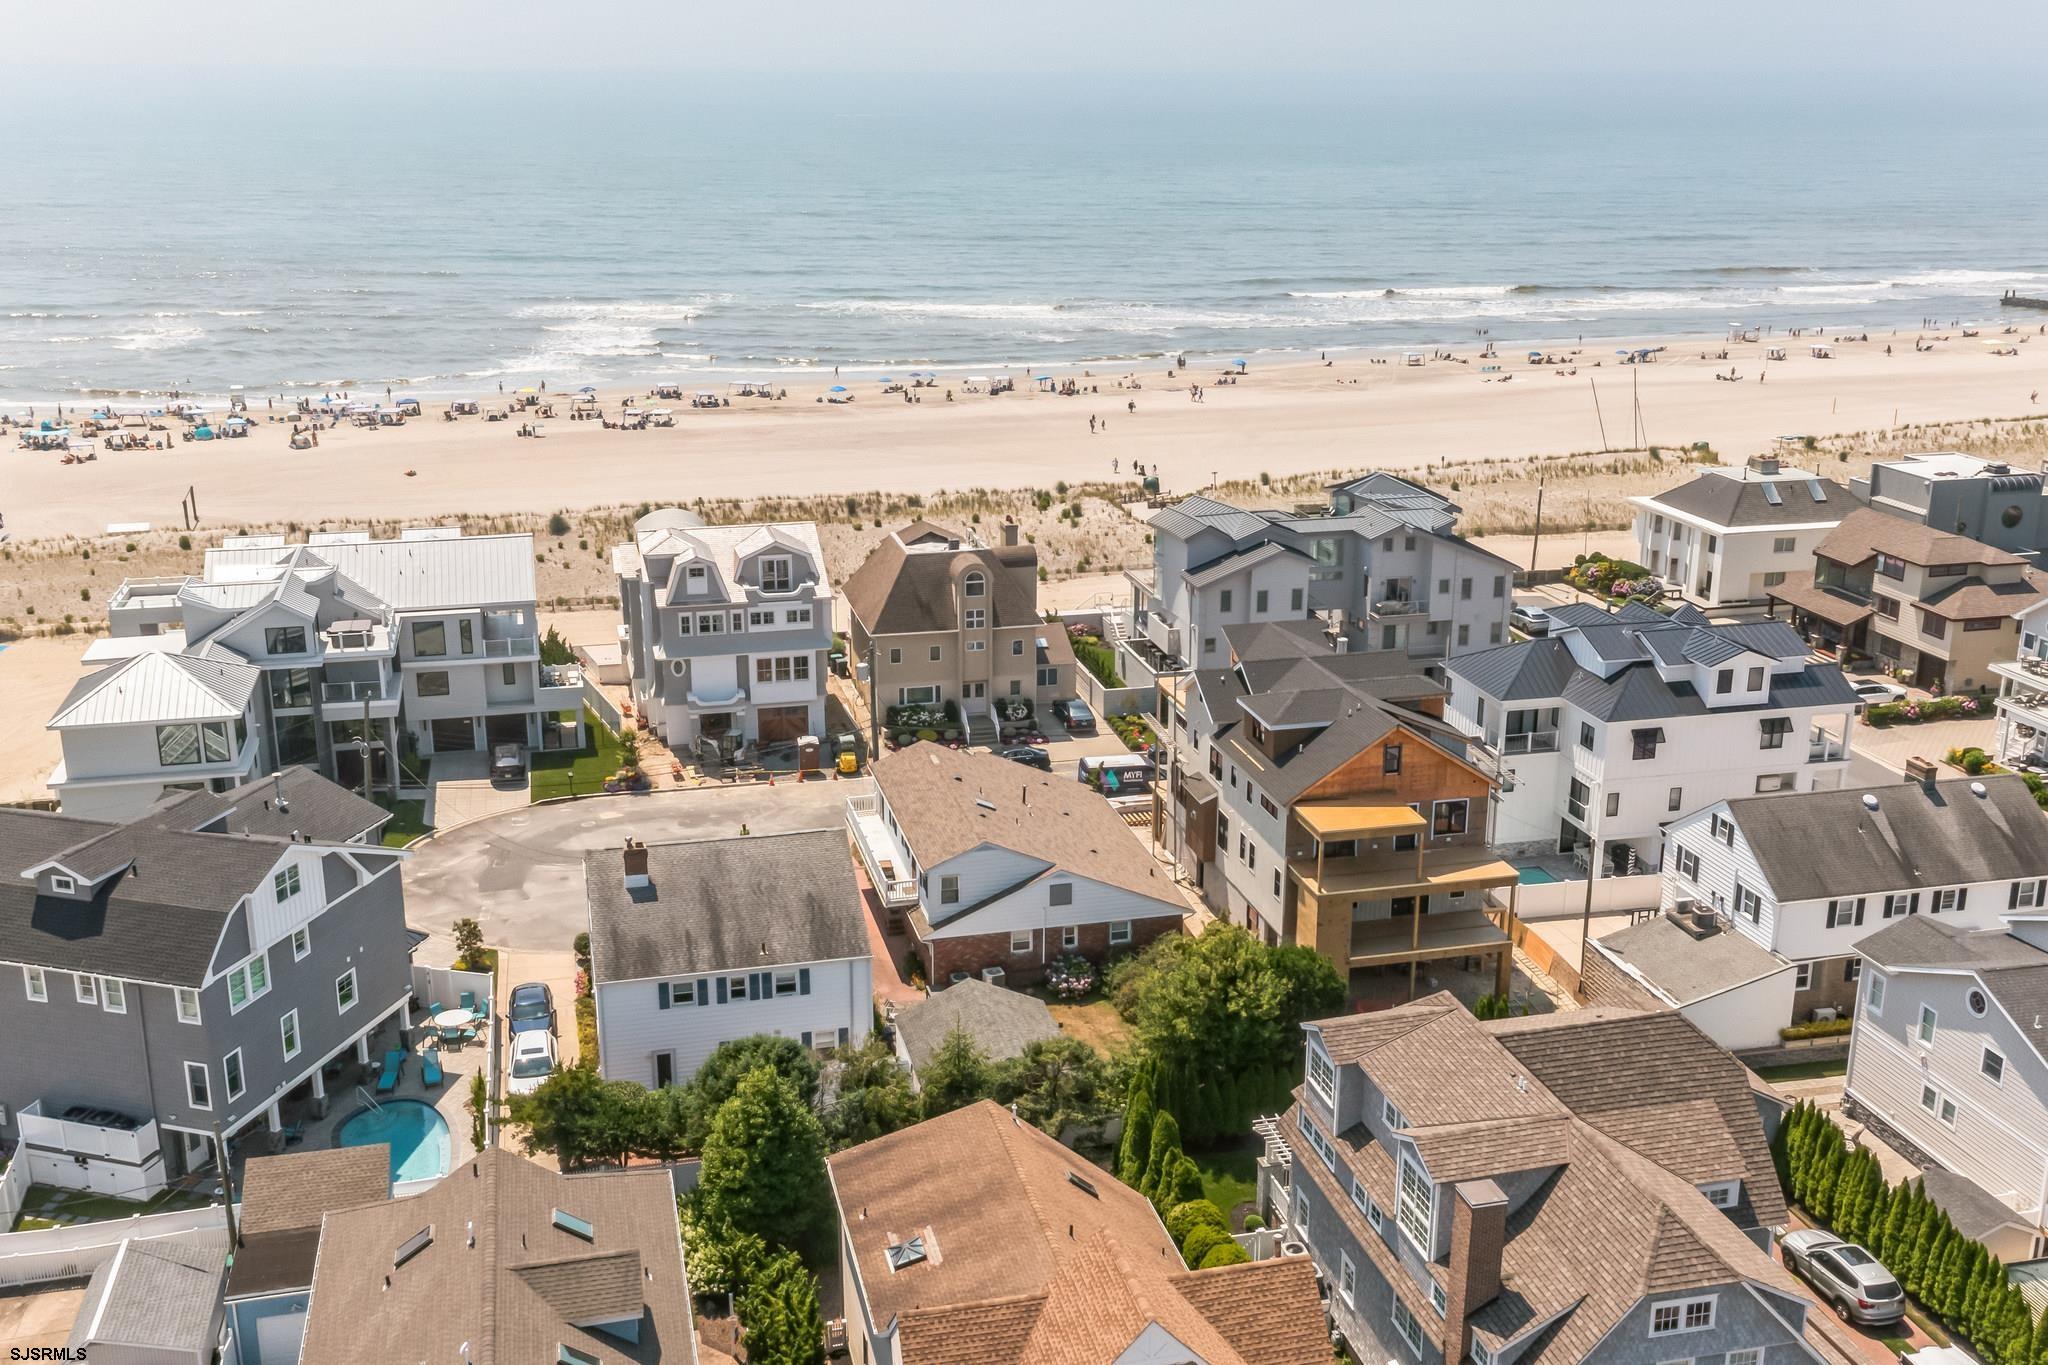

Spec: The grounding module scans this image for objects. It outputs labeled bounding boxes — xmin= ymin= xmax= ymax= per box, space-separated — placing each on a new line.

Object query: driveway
xmin=403 ymin=777 xmax=870 ymax=955
xmin=424 ymin=749 xmax=530 ymax=828
xmin=1848 ymin=713 xmax=1996 ymax=779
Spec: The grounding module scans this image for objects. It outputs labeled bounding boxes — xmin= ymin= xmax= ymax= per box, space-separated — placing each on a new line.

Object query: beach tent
xmin=829 ymin=385 xmax=848 ymax=393
xmin=193 ymin=426 xmax=215 ymax=440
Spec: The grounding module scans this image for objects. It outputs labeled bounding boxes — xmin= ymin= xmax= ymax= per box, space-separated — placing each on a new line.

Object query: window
xmin=1983 ymin=1046 xmax=2006 ymax=1085
xmin=1933 ymin=888 xmax=1963 ymax=914
xmin=1668 ymin=786 xmax=1683 ymax=813
xmin=157 ymin=723 xmax=202 ymax=766
xmin=773 ymin=970 xmax=799 ymax=997
xmin=1883 ymin=892 xmax=1919 ymax=918
xmin=1339 ymin=1250 xmax=1357 ymax=1307
xmin=1826 ymin=898 xmax=1866 ymax=928
xmin=1710 ymin=813 xmax=1735 ymax=846
xmin=24 ymin=966 xmax=47 ymax=1002
xmin=1633 ymin=727 xmax=1664 ymax=759
xmin=1579 ymin=722 xmax=1595 ymax=750
xmin=101 ymin=978 xmax=125 ymax=1013
xmin=1383 ymin=743 xmax=1403 ymax=774
xmin=218 ymin=1048 xmax=245 ymax=1102
xmin=458 ymin=619 xmax=474 ymax=654
xmin=1109 ymin=920 xmax=1132 ymax=945
xmin=749 ymin=609 xmax=774 ymax=627
xmin=1255 ymin=590 xmax=1269 ymax=613
xmin=1649 ymin=1296 xmax=1716 ymax=1335
xmin=1715 ymin=668 xmax=1734 ymax=695
xmin=1011 ymin=639 xmax=1024 ymax=656
xmin=1567 ymin=777 xmax=1590 ymax=823
xmin=1291 ymin=1183 xmax=1309 ymax=1235
xmin=696 ymin=613 xmax=725 ymax=635
xmin=1292 ymin=588 xmax=1304 ymax=611
xmin=888 ymin=647 xmax=902 ymax=665
xmin=1301 ymin=1113 xmax=1337 ymax=1171
xmin=1219 ymin=590 xmax=1233 ymax=612
xmin=335 ymin=968 xmax=358 ymax=1013
xmin=963 ymin=571 xmax=985 ymax=598
xmin=1431 ymin=1281 xmax=1448 ymax=1318
xmin=416 ymin=670 xmax=451 ymax=698
xmin=965 ymin=608 xmax=986 ymax=629
xmin=1966 ymin=987 xmax=1988 ymax=1016
xmin=184 ymin=1061 xmax=211 ymax=1110
xmin=1362 ymin=1184 xmax=1384 ymax=1232
xmin=1049 ymin=882 xmax=1073 ymax=907
xmin=1061 ymin=925 xmax=1079 ymax=950
xmin=929 ymin=645 xmax=942 ymax=662
xmin=1604 ymin=791 xmax=1620 ymax=818
xmin=1203 ymin=636 xmax=1217 ymax=656
xmin=411 ymin=621 xmax=447 ymax=656
xmin=1773 ymin=536 xmax=1797 ymax=554
xmin=50 ymin=872 xmax=78 ymax=895
xmin=228 ymin=955 xmax=270 ymax=1012
xmin=1390 ymin=1297 xmax=1425 ymax=1356
xmin=1734 ymin=884 xmax=1762 ymax=922
xmin=1876 ymin=552 xmax=1906 ymax=580
xmin=175 ymin=986 xmax=201 ymax=1023
xmin=1675 ymin=846 xmax=1700 ymax=880
xmin=1457 ymin=624 xmax=1470 ymax=647
xmin=900 ymin=684 xmax=937 ymax=705
xmin=1866 ymin=972 xmax=1885 ymax=1016
xmin=1964 ymin=616 xmax=2003 ymax=632
xmin=1759 ymin=716 xmax=1792 ymax=749
xmin=1460 ymin=577 xmax=1473 ymax=600
xmin=2013 ymin=880 xmax=2045 ymax=909
xmin=1493 ymin=574 xmax=1506 ymax=598
xmin=1432 ymin=799 xmax=1469 ymax=838
xmin=265 ymin=625 xmax=307 ymax=655
xmin=1917 ymin=1004 xmax=1937 ymax=1046
xmin=1728 ymin=1351 xmax=1762 ymax=1365
xmin=273 ymin=865 xmax=302 ymax=901
xmin=1037 ymin=666 xmax=1059 ymax=687
xmin=281 ymin=1008 xmax=301 ymax=1059
xmin=787 ymin=606 xmax=812 ymax=625
xmin=1794 ymin=962 xmax=1812 ymax=989
xmin=1763 ymin=571 xmax=1787 ymax=588
xmin=1258 ymin=793 xmax=1279 ymax=818
xmin=1921 ymin=609 xmax=1948 ymax=640
xmin=759 ymin=556 xmax=793 ymax=592
xmin=726 ymin=975 xmax=750 ymax=1002
xmin=1844 ymin=957 xmax=1862 ymax=983
xmin=1010 ymin=930 xmax=1033 ymax=954
xmin=1306 ymin=1045 xmax=1336 ymax=1105
xmin=1874 ymin=594 xmax=1902 ymax=622
xmin=939 ymin=874 xmax=960 ymax=905
xmin=1490 ymin=622 xmax=1503 ymax=644
xmin=1396 ymin=1154 xmax=1433 ymax=1251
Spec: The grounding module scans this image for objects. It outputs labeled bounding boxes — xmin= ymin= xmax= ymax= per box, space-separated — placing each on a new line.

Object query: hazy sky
xmin=10 ymin=0 xmax=2045 ymax=82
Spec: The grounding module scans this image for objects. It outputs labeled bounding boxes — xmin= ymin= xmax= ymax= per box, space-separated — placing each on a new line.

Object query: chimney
xmin=1001 ymin=517 xmax=1020 ymax=548
xmin=1903 ymin=755 xmax=1939 ymax=787
xmin=1443 ymin=1179 xmax=1508 ymax=1365
xmin=622 ymin=838 xmax=651 ymax=889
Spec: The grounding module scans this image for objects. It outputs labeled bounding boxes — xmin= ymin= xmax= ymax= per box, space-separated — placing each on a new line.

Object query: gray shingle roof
xmin=585 ymin=828 xmax=867 ymax=983
xmin=842 ymin=524 xmax=1040 ymax=635
xmin=894 ymin=978 xmax=1060 ymax=1072
xmin=1727 ymin=776 xmax=2048 ymax=903
xmin=1643 ymin=472 xmax=1848 ymax=529
xmin=69 ymin=1230 xmax=228 ymax=1354
xmin=1857 ymin=915 xmax=2048 ymax=1062
xmin=1563 ymin=660 xmax=1859 ymax=724
xmin=1917 ymin=1168 xmax=2037 ymax=1244
xmin=1591 ymin=916 xmax=1792 ymax=1005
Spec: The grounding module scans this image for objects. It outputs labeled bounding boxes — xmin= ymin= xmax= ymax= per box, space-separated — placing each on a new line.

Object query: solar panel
xmin=1761 ymin=483 xmax=1784 ymax=506
xmin=1807 ymin=480 xmax=1829 ymax=502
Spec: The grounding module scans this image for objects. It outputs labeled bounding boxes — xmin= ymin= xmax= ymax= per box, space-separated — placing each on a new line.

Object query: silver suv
xmin=1780 ymin=1229 xmax=1906 ymax=1326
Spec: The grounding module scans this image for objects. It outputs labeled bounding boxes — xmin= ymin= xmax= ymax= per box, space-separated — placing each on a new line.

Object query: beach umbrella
xmin=577 ymin=384 xmax=596 ymax=393
xmin=1232 ymin=357 xmax=1246 ymax=368
xmin=876 ymin=376 xmax=893 ymax=383
xmin=829 ymin=385 xmax=848 ymax=393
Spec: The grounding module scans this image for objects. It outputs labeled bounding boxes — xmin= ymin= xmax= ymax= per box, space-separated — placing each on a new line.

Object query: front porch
xmin=1764 ymin=574 xmax=1874 ymax=664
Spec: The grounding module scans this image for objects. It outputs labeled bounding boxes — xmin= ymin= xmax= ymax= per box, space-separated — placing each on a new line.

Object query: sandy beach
xmin=8 ymin=327 xmax=2047 ymax=544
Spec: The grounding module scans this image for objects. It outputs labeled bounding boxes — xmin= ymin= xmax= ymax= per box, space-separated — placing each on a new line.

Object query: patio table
xmin=430 ymin=1007 xmax=477 ymax=1031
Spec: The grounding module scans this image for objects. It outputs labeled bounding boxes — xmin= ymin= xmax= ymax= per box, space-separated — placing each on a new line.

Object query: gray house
xmin=0 ymin=769 xmax=413 ymax=1195
xmin=1275 ymin=998 xmax=1850 ymax=1364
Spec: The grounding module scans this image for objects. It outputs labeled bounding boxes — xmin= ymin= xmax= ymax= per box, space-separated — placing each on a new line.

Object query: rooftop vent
xmin=1971 ymin=780 xmax=1989 ymax=798
xmin=1862 ymin=793 xmax=1881 ymax=811
xmin=552 ymin=1208 xmax=595 ymax=1242
xmin=885 ymin=1235 xmax=928 ymax=1271
xmin=394 ymin=1225 xmax=434 ymax=1268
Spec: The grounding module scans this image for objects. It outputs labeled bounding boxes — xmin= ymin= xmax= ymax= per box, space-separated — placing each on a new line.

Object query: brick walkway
xmin=852 ymin=859 xmax=925 ymax=1009
xmin=1850 ymin=714 xmax=1997 ymax=774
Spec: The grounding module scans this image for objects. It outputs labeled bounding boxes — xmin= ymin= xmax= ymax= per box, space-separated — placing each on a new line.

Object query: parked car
xmin=1851 ymin=680 xmax=1907 ymax=708
xmin=506 ymin=1030 xmax=558 ymax=1096
xmin=1510 ymin=604 xmax=1551 ymax=637
xmin=1780 ymin=1229 xmax=1906 ymax=1326
xmin=1051 ymin=699 xmax=1096 ymax=733
xmin=996 ymin=745 xmax=1053 ymax=771
xmin=491 ymin=742 xmax=527 ymax=783
xmin=507 ymin=981 xmax=555 ymax=1036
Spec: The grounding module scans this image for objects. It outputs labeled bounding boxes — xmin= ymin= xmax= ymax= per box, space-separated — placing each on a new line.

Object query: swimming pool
xmin=1516 ymin=865 xmax=1562 ymax=885
xmin=335 ymin=1098 xmax=452 ymax=1183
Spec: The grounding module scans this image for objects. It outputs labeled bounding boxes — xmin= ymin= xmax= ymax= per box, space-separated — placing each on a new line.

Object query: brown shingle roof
xmin=830 ymin=1101 xmax=1326 ymax=1364
xmin=843 ymin=524 xmax=1040 ymax=636
xmin=872 ymin=743 xmax=1183 ymax=910
xmin=1817 ymin=506 xmax=2026 ymax=569
xmin=239 ymin=1144 xmax=391 ymax=1236
xmin=297 ymin=1148 xmax=691 ymax=1365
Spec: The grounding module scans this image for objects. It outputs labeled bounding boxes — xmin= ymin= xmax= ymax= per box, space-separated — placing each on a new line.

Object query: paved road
xmin=404 ymin=778 xmax=871 ymax=954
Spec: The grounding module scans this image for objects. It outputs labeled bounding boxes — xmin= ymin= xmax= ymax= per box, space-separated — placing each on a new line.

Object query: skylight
xmin=1760 ymin=482 xmax=1783 ymax=506
xmin=394 ymin=1226 xmax=434 ymax=1268
xmin=1807 ymin=480 xmax=1829 ymax=502
xmin=885 ymin=1235 xmax=928 ymax=1271
xmin=1066 ymin=1171 xmax=1100 ymax=1198
xmin=552 ymin=1208 xmax=595 ymax=1242
xmin=559 ymin=1346 xmax=601 ymax=1365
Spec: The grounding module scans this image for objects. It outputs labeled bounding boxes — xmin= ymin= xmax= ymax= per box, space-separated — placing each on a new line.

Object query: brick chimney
xmin=1443 ymin=1179 xmax=1507 ymax=1363
xmin=622 ymin=838 xmax=651 ymax=889
xmin=1001 ymin=517 xmax=1019 ymax=547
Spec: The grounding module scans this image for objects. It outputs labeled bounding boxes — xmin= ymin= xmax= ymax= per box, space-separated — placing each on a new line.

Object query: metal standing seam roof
xmin=1444 ymin=637 xmax=1581 ymax=701
xmin=48 ymin=650 xmax=262 ymax=728
xmin=1183 ymin=540 xmax=1305 ymax=587
xmin=205 ymin=534 xmax=538 ymax=611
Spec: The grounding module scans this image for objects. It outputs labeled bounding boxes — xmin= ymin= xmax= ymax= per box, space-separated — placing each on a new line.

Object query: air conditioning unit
xmin=948 ymin=971 xmax=972 ymax=987
xmin=980 ymin=966 xmax=1007 ymax=988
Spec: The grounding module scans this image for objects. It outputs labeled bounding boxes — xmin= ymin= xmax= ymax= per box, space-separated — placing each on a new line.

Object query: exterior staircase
xmin=965 ymin=710 xmax=999 ymax=746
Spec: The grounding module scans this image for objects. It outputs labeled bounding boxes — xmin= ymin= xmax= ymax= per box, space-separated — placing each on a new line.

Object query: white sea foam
xmin=110 ymin=326 xmax=205 ymax=352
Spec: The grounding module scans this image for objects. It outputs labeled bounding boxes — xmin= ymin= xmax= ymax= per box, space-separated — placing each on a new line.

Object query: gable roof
xmin=69 ymin=1230 xmax=228 ymax=1355
xmin=297 ymin=1148 xmax=691 ymax=1365
xmin=1590 ymin=915 xmax=1794 ymax=1007
xmin=1725 ymin=775 xmax=2048 ymax=903
xmin=1916 ymin=1168 xmax=2038 ymax=1244
xmin=1640 ymin=471 xmax=1848 ymax=529
xmin=231 ymin=1145 xmax=392 ymax=1299
xmin=204 ymin=533 xmax=537 ymax=611
xmin=584 ymin=828 xmax=868 ymax=983
xmin=872 ymin=744 xmax=1181 ymax=908
xmin=1857 ymin=915 xmax=2048 ymax=1063
xmin=49 ymin=650 xmax=262 ymax=728
xmin=842 ymin=524 xmax=1038 ymax=635
xmin=1818 ymin=505 xmax=2028 ymax=570
xmin=894 ymin=978 xmax=1060 ymax=1073
xmin=828 ymin=1101 xmax=1327 ymax=1365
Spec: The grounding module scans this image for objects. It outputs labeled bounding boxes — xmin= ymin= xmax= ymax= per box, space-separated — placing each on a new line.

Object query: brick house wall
xmin=918 ymin=913 xmax=1182 ymax=988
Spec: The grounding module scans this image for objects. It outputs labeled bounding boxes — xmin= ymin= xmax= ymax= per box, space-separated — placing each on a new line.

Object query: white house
xmin=585 ymin=829 xmax=873 ymax=1087
xmin=613 ymin=509 xmax=835 ymax=758
xmin=1630 ymin=456 xmax=1847 ymax=608
xmin=1654 ymin=775 xmax=2048 ymax=1032
xmin=846 ymin=743 xmax=1189 ymax=989
xmin=1991 ymin=596 xmax=2048 ymax=768
xmin=46 ymin=652 xmax=266 ymax=820
xmin=1848 ymin=913 xmax=2048 ymax=1261
xmin=1443 ymin=601 xmax=1861 ymax=876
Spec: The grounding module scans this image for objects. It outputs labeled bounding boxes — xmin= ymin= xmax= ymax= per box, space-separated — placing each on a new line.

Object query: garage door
xmin=757 ymin=706 xmax=810 ymax=743
xmin=429 ymin=717 xmax=476 ymax=753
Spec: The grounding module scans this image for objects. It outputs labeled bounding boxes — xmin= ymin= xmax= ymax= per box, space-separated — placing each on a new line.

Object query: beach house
xmin=1628 ymin=455 xmax=1847 ymax=608
xmin=612 ymin=508 xmax=834 ymax=759
xmin=1121 ymin=474 xmax=1516 ymax=686
xmin=1622 ymin=775 xmax=2048 ymax=1044
xmin=827 ymin=1099 xmax=1329 ymax=1365
xmin=847 ymin=743 xmax=1187 ymax=989
xmin=1989 ymin=597 xmax=2048 ymax=768
xmin=1165 ymin=619 xmax=1520 ymax=1001
xmin=584 ymin=830 xmax=873 ymax=1086
xmin=0 ymin=769 xmax=412 ymax=1196
xmin=1271 ymin=997 xmax=1847 ymax=1365
xmin=1847 ymin=914 xmax=2048 ymax=1263
xmin=1764 ymin=506 xmax=2045 ymax=690
xmin=1852 ymin=450 xmax=2048 ymax=554
xmin=66 ymin=528 xmax=577 ymax=815
xmin=1442 ymin=601 xmax=1860 ymax=878
xmin=842 ymin=518 xmax=1075 ymax=740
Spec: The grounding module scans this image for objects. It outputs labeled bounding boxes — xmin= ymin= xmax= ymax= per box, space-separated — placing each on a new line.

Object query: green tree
xmin=508 ymin=1064 xmax=611 ymax=1168
xmin=1165 ymin=1199 xmax=1228 ymax=1247
xmin=680 ymin=1202 xmax=768 ymax=1301
xmin=993 ymin=1037 xmax=1115 ymax=1135
xmin=1198 ymin=1240 xmax=1252 ymax=1269
xmin=1181 ymin=1224 xmax=1231 ymax=1267
xmin=1160 ymin=1153 xmax=1205 ymax=1211
xmin=451 ymin=917 xmax=485 ymax=971
xmin=737 ymin=1249 xmax=826 ymax=1365
xmin=1141 ymin=1111 xmax=1183 ymax=1204
xmin=818 ymin=1038 xmax=923 ymax=1149
xmin=1877 ymin=1175 xmax=1914 ymax=1264
xmin=918 ymin=1027 xmax=994 ymax=1117
xmin=698 ymin=1066 xmax=835 ymax=1264
xmin=540 ymin=624 xmax=576 ymax=666
xmin=1117 ymin=1069 xmax=1156 ymax=1186
xmin=689 ymin=1035 xmax=825 ymax=1148
xmin=640 ymin=1083 xmax=692 ymax=1163
xmin=2027 ymin=1298 xmax=2048 ymax=1365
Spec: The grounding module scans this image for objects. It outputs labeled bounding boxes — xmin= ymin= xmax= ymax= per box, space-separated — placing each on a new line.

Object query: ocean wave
xmin=796 ymin=298 xmax=1064 ymax=320
xmin=110 ymin=326 xmax=205 ymax=352
xmin=514 ymin=299 xmax=722 ymax=322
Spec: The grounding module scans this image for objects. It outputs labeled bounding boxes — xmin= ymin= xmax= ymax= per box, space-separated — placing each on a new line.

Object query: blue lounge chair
xmin=375 ymin=1050 xmax=406 ymax=1094
xmin=421 ymin=1049 xmax=444 ymax=1087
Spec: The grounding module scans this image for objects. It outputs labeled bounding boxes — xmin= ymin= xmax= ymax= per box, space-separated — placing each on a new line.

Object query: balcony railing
xmin=540 ymin=664 xmax=583 ymax=689
xmin=323 ymin=679 xmax=394 ymax=703
xmin=484 ymin=635 xmax=538 ymax=658
xmin=1369 ymin=597 xmax=1428 ymax=619
xmin=1808 ymin=739 xmax=1846 ymax=763
xmin=1502 ymin=731 xmax=1559 ymax=755
xmin=846 ymin=794 xmax=918 ymax=907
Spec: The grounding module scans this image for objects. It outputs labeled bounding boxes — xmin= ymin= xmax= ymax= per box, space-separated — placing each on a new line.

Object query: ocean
xmin=3 ymin=75 xmax=2044 ymax=403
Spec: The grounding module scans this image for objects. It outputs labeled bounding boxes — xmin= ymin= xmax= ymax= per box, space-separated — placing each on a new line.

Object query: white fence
xmin=1073 ymin=665 xmax=1156 ymax=721
xmin=1494 ymin=872 xmax=1663 ymax=921
xmin=0 ymin=1149 xmax=29 ymax=1230
xmin=0 ymin=1205 xmax=227 ymax=1288
xmin=409 ymin=964 xmax=496 ymax=1150
xmin=582 ymin=675 xmax=625 ymax=735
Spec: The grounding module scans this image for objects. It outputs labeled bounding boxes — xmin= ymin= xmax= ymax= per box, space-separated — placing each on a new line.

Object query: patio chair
xmin=421 ymin=1049 xmax=444 ymax=1087
xmin=439 ymin=1025 xmax=466 ymax=1047
xmin=426 ymin=1000 xmax=445 ymax=1017
xmin=376 ymin=1049 xmax=407 ymax=1094
xmin=458 ymin=990 xmax=477 ymax=1013
xmin=458 ymin=1026 xmax=481 ymax=1046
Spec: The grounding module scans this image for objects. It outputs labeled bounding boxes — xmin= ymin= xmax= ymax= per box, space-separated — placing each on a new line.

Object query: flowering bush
xmin=887 ymin=704 xmax=946 ymax=730
xmin=1045 ymin=952 xmax=1096 ymax=1000
xmin=999 ymin=697 xmax=1034 ymax=723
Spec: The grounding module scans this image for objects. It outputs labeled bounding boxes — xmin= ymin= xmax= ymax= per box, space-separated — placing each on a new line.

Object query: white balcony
xmin=1501 ymin=730 xmax=1559 ymax=755
xmin=321 ymin=677 xmax=402 ymax=720
xmin=846 ymin=793 xmax=918 ymax=907
xmin=538 ymin=664 xmax=584 ymax=712
xmin=483 ymin=635 xmax=538 ymax=659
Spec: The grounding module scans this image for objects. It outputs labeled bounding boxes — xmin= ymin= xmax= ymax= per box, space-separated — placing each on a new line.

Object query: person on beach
xmin=1089 ymin=415 xmax=1097 ymax=434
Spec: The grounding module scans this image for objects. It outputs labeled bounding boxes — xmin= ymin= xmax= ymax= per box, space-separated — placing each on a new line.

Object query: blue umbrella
xmin=1035 ymin=375 xmax=1052 ymax=382
xmin=829 ymin=385 xmax=848 ymax=393
xmin=876 ymin=376 xmax=893 ymax=383
xmin=1232 ymin=357 xmax=1246 ymax=367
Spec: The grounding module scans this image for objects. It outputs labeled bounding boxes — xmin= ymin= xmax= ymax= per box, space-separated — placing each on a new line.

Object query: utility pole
xmin=1527 ymin=482 xmax=1544 ymax=575
xmin=1589 ymin=378 xmax=1609 ymax=452
xmin=212 ymin=1120 xmax=238 ymax=1247
xmin=1576 ymin=843 xmax=1599 ymax=1002
xmin=865 ymin=640 xmax=879 ymax=766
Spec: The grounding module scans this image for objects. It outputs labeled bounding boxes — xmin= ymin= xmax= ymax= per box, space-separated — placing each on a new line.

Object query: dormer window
xmin=1306 ymin=1043 xmax=1336 ymax=1106
xmin=265 ymin=625 xmax=307 ymax=655
xmin=687 ymin=565 xmax=707 ymax=588
xmin=1396 ymin=1151 xmax=1433 ymax=1253
xmin=964 ymin=571 xmax=986 ymax=598
xmin=760 ymin=556 xmax=793 ymax=592
xmin=50 ymin=874 xmax=76 ymax=895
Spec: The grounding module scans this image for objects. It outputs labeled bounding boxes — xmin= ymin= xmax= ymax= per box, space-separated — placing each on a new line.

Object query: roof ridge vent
xmin=1971 ymin=781 xmax=1988 ymax=798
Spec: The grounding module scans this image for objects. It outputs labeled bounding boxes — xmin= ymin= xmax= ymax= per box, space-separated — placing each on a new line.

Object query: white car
xmin=1510 ymin=604 xmax=1551 ymax=637
xmin=1851 ymin=680 xmax=1907 ymax=707
xmin=506 ymin=1029 xmax=558 ymax=1096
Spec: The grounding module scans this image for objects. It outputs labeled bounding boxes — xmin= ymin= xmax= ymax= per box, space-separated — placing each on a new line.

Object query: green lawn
xmin=529 ymin=710 xmax=627 ymax=802
xmin=373 ymin=796 xmax=432 ymax=847
xmin=1755 ymin=1057 xmax=1848 ymax=1083
xmin=11 ymin=1182 xmax=216 ymax=1231
xmin=1189 ymin=1142 xmax=1261 ymax=1222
